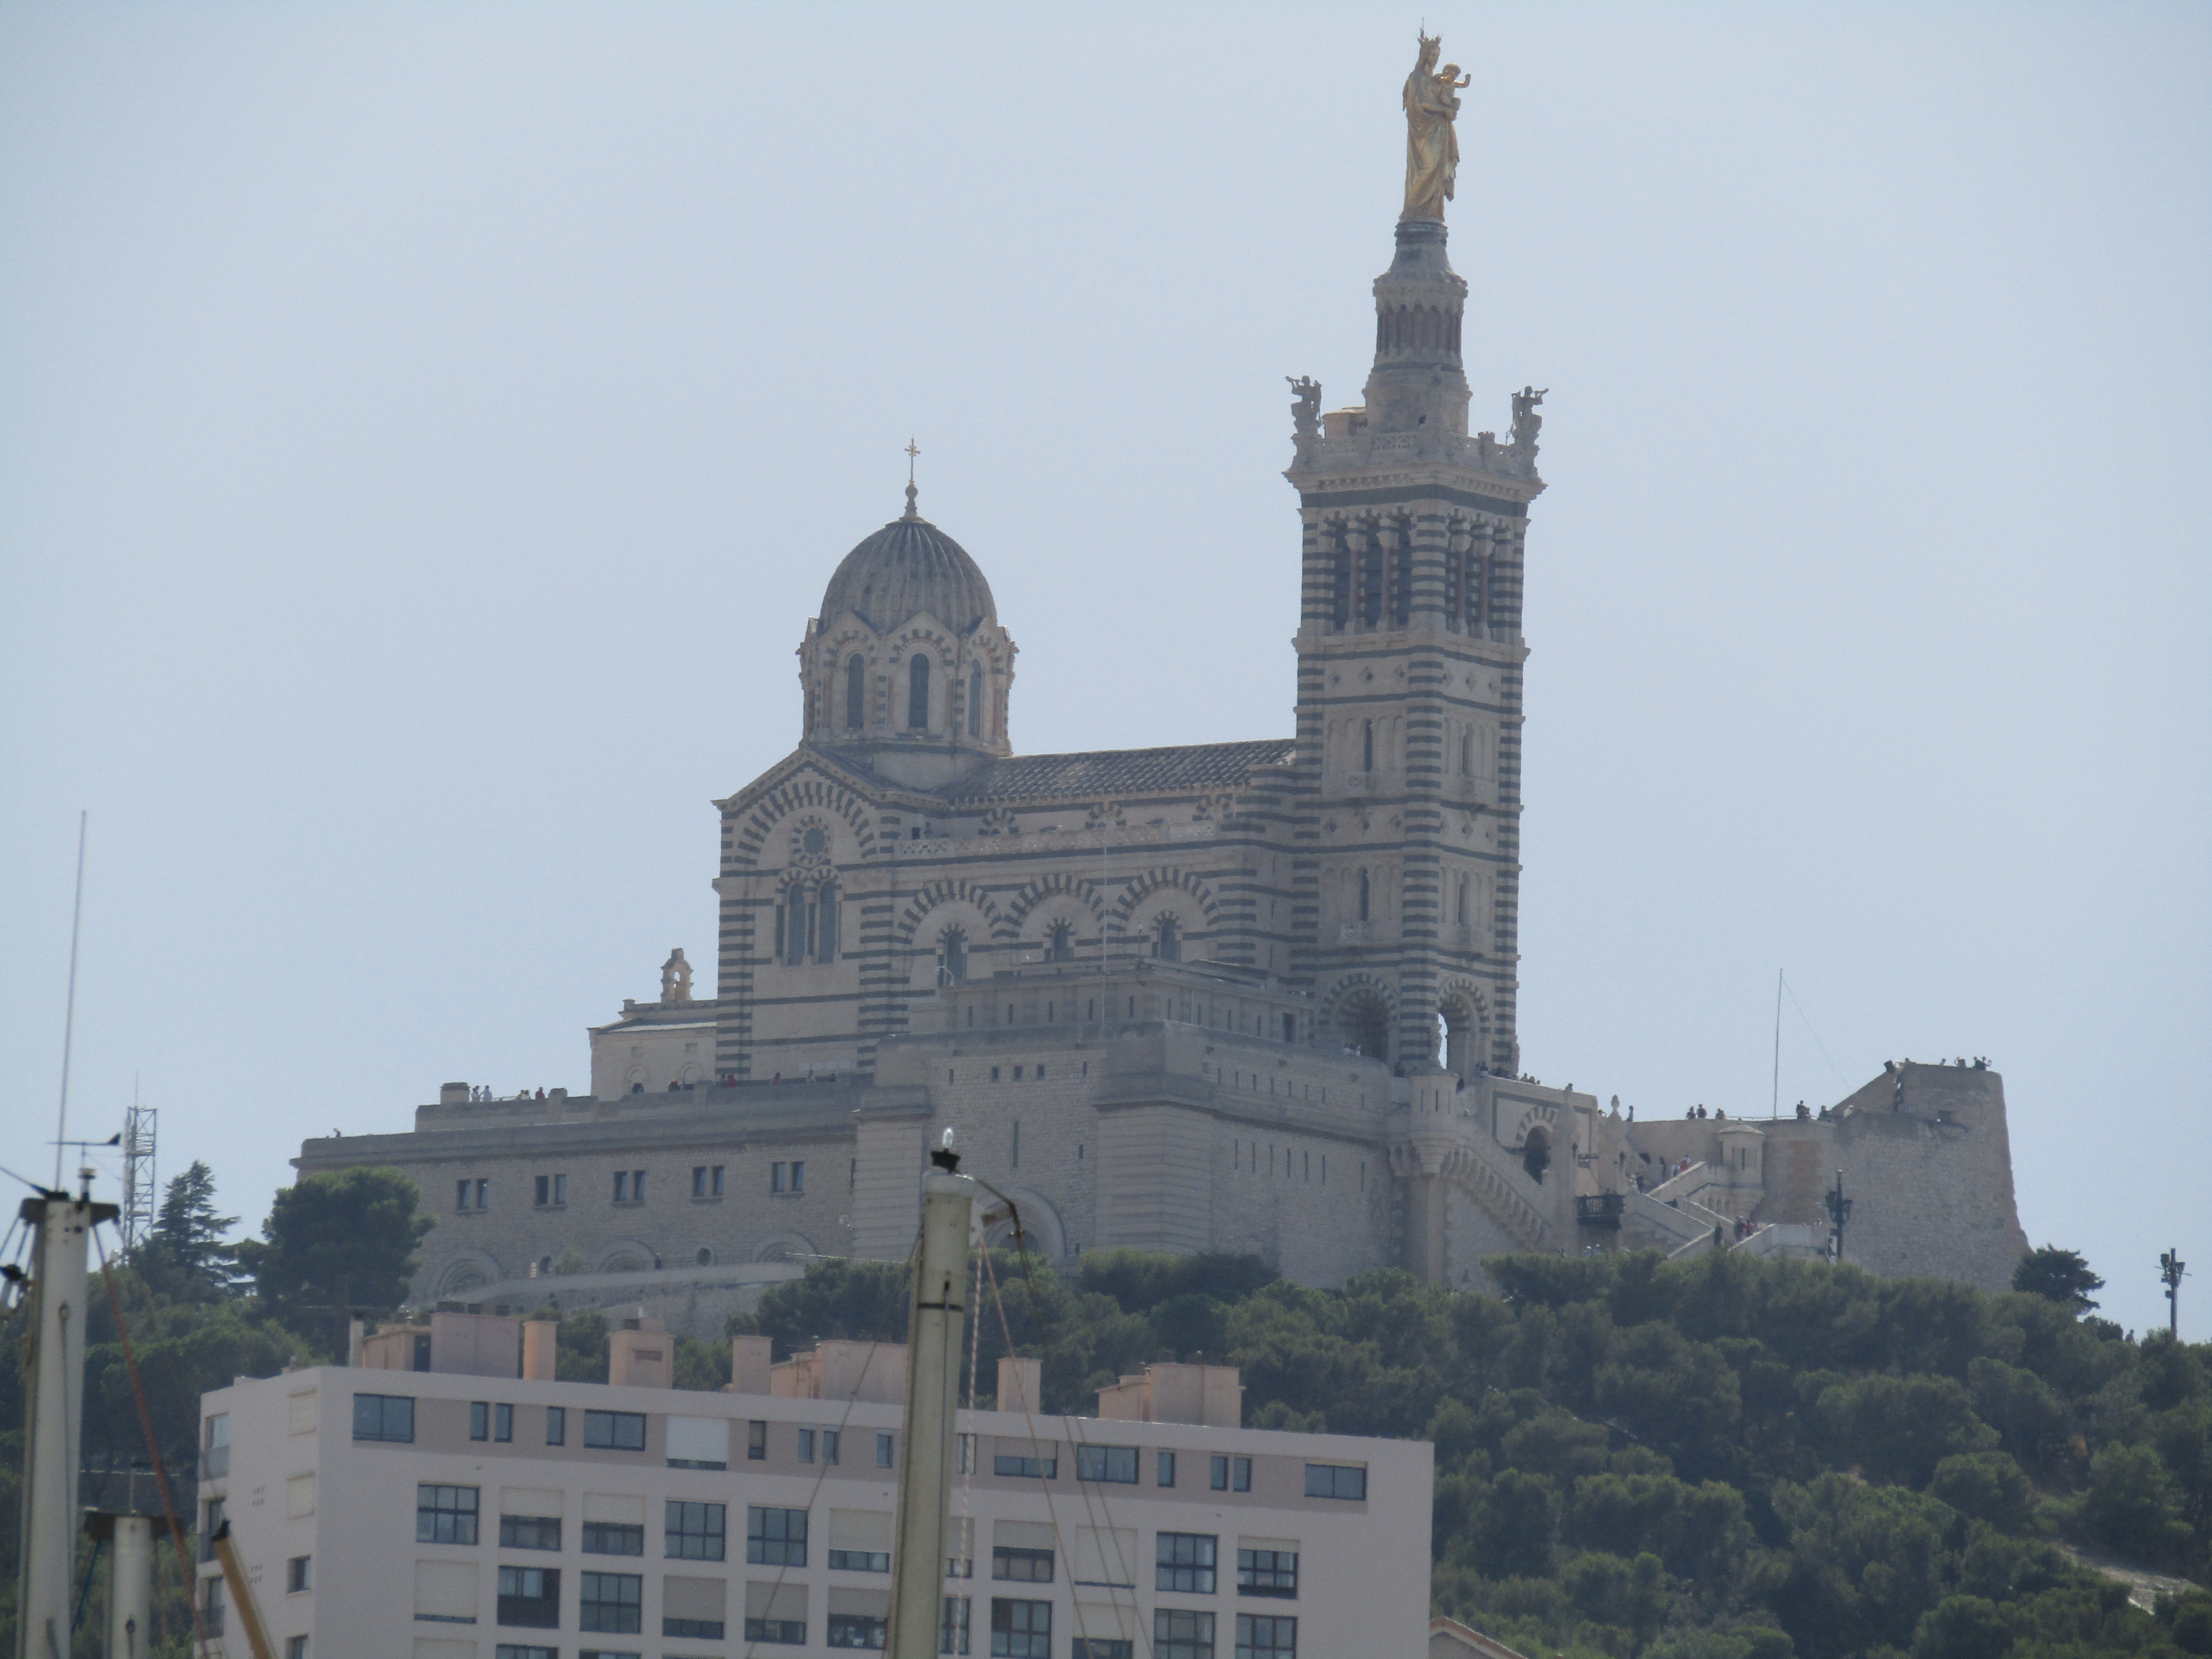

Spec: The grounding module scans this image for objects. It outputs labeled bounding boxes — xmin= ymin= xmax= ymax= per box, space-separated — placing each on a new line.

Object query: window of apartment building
xmin=748 ymin=1420 xmax=769 ymax=1461
xmin=877 ymin=1431 xmax=896 ymax=1469
xmin=665 ymin=1501 xmax=726 ymax=1561
xmin=1238 ymin=1549 xmax=1298 ymax=1598
xmin=416 ymin=1485 xmax=480 ymax=1545
xmin=201 ymin=1498 xmax=225 ymax=1562
xmin=500 ymin=1515 xmax=561 ymax=1552
xmin=667 ymin=1617 xmax=726 ymax=1640
xmin=284 ymin=1636 xmax=309 ymax=1659
xmin=578 ymin=1572 xmax=641 ymax=1634
xmin=576 ymin=1651 xmax=638 ymax=1659
xmin=692 ymin=1165 xmax=725 ymax=1198
xmin=286 ymin=1555 xmax=311 ymax=1594
xmin=1074 ymin=1444 xmax=1138 ymax=1484
xmin=545 ymin=1407 xmax=565 ymax=1446
xmin=202 ymin=1412 xmax=230 ymax=1477
xmin=797 ymin=1427 xmax=840 ymax=1465
xmin=1157 ymin=1609 xmax=1217 ymax=1659
xmin=1074 ymin=1644 xmax=1133 ymax=1659
xmin=990 ymin=1598 xmax=1051 ymax=1659
xmin=941 ymin=1596 xmax=972 ymax=1656
xmin=829 ymin=1609 xmax=889 ymax=1648
xmin=533 ymin=1174 xmax=568 ymax=1207
xmin=1157 ymin=1534 xmax=1218 ymax=1594
xmin=495 ymin=1648 xmax=556 ymax=1659
xmin=1158 ymin=1451 xmax=1177 ymax=1488
xmin=992 ymin=1546 xmax=1053 ymax=1584
xmin=581 ymin=1518 xmax=643 ymax=1556
xmin=1302 ymin=1463 xmax=1366 ymax=1501
xmin=993 ymin=1450 xmax=1056 ymax=1480
xmin=1237 ymin=1614 xmax=1297 ymax=1659
xmin=202 ymin=1577 xmax=225 ymax=1639
xmin=469 ymin=1401 xmax=514 ymax=1442
xmin=1209 ymin=1455 xmax=1250 ymax=1492
xmin=353 ymin=1393 xmax=415 ymax=1443
xmin=748 ymin=1506 xmax=808 ymax=1566
xmin=495 ymin=1566 xmax=559 ymax=1629
xmin=582 ymin=1410 xmax=647 ymax=1451
xmin=749 ymin=1613 xmax=807 ymax=1646
xmin=772 ymin=1160 xmax=805 ymax=1194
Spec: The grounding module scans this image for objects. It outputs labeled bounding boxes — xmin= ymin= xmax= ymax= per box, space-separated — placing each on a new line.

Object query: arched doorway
xmin=1339 ymin=990 xmax=1390 ymax=1061
xmin=1439 ymin=992 xmax=1485 ymax=1078
xmin=1521 ymin=1125 xmax=1551 ymax=1183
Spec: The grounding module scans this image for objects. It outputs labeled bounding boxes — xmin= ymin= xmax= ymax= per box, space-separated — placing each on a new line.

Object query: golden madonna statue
xmin=1402 ymin=33 xmax=1471 ymax=222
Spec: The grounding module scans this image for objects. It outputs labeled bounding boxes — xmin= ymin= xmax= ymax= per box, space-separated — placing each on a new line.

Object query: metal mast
xmin=121 ymin=1099 xmax=157 ymax=1252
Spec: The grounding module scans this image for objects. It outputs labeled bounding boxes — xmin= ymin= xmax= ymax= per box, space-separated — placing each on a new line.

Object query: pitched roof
xmin=945 ymin=738 xmax=1296 ymax=805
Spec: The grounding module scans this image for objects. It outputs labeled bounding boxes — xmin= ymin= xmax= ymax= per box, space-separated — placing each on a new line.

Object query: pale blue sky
xmin=2 ymin=3 xmax=2205 ymax=1334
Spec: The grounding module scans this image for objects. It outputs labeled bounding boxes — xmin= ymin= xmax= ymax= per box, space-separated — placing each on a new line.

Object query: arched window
xmin=1357 ymin=869 xmax=1371 ymax=922
xmin=784 ymin=891 xmax=811 ymax=966
xmin=1331 ymin=533 xmax=1352 ymax=630
xmin=908 ymin=653 xmax=930 ymax=728
xmin=1456 ymin=877 xmax=1469 ymax=924
xmin=816 ymin=880 xmax=839 ymax=961
xmin=845 ymin=654 xmax=866 ymax=730
xmin=1155 ymin=917 xmax=1180 ymax=962
xmin=1460 ymin=731 xmax=1472 ymax=775
xmin=1047 ymin=922 xmax=1074 ymax=963
xmin=967 ymin=666 xmax=983 ymax=737
xmin=1361 ymin=720 xmax=1375 ymax=773
xmin=941 ymin=927 xmax=967 ymax=984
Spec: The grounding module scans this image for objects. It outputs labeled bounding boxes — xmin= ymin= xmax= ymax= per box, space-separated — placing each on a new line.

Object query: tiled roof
xmin=946 ymin=738 xmax=1295 ymax=805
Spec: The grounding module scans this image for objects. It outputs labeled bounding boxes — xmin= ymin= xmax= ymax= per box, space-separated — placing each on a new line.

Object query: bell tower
xmin=1284 ymin=100 xmax=1546 ymax=1079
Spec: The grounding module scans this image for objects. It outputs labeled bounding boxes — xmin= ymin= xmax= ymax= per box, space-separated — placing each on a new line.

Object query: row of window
xmin=971 ymin=1440 xmax=1365 ymax=1502
xmin=416 ymin=1490 xmax=1302 ymax=1601
xmin=368 ymin=1397 xmax=892 ymax=1469
xmin=454 ymin=1163 xmax=764 ymax=1214
xmin=489 ymin=1598 xmax=1287 ymax=1659
xmin=840 ymin=652 xmax=996 ymax=739
xmin=987 ymin=1604 xmax=1296 ymax=1659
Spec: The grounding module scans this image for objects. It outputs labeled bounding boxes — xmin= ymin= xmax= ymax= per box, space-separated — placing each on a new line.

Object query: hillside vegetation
xmin=739 ymin=1247 xmax=2212 ymax=1659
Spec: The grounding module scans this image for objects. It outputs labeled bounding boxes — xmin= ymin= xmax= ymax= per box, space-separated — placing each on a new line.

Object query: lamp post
xmin=1823 ymin=1170 xmax=1854 ymax=1264
xmin=2160 ymin=1249 xmax=2186 ymax=1339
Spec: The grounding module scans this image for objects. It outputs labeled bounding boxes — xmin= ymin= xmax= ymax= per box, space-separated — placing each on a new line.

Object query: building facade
xmin=194 ymin=1336 xmax=1430 ymax=1659
xmin=299 ymin=122 xmax=2028 ymax=1320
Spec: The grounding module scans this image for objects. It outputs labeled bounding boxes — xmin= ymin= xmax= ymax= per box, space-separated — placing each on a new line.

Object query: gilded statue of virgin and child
xmin=1402 ymin=32 xmax=1471 ymax=222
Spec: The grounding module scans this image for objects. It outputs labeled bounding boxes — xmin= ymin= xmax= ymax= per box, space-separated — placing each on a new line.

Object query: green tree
xmin=141 ymin=1160 xmax=241 ymax=1299
xmin=2080 ymin=1442 xmax=2192 ymax=1566
xmin=2012 ymin=1246 xmax=2105 ymax=1315
xmin=1931 ymin=1451 xmax=2039 ymax=1535
xmin=239 ymin=1167 xmax=433 ymax=1340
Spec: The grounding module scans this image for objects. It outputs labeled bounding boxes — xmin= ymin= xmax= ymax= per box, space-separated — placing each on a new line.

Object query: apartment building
xmin=195 ymin=1321 xmax=1431 ymax=1659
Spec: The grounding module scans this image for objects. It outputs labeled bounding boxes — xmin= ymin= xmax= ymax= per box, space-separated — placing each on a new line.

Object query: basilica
xmin=299 ymin=67 xmax=2029 ymax=1330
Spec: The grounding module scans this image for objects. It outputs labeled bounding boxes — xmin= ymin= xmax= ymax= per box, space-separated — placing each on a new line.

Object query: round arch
xmin=978 ymin=1186 xmax=1069 ymax=1263
xmin=428 ymin=1249 xmax=504 ymax=1300
xmin=752 ymin=1231 xmax=817 ymax=1265
xmin=592 ymin=1237 xmax=658 ymax=1275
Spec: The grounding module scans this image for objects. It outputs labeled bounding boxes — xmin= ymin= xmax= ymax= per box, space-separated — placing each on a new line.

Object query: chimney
xmin=1096 ymin=1362 xmax=1241 ymax=1428
xmin=522 ymin=1320 xmax=557 ymax=1381
xmin=439 ymin=1082 xmax=468 ymax=1105
xmin=608 ymin=1315 xmax=673 ymax=1389
xmin=996 ymin=1356 xmax=1042 ymax=1416
xmin=730 ymin=1335 xmax=772 ymax=1395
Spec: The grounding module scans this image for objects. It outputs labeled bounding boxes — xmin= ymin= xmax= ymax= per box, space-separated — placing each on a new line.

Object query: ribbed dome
xmin=818 ymin=514 xmax=997 ymax=636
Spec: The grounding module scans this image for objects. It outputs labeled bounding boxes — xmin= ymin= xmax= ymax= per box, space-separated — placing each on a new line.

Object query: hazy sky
xmin=3 ymin=3 xmax=2205 ymax=1336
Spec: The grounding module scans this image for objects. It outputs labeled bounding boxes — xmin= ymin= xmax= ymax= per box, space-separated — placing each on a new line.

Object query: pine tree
xmin=151 ymin=1158 xmax=240 ymax=1293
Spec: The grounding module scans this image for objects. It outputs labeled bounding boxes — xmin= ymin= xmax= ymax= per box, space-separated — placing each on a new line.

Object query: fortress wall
xmin=1444 ymin=1182 xmax=1534 ymax=1295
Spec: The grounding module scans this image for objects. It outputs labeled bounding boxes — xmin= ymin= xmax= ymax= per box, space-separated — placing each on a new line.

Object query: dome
xmin=818 ymin=510 xmax=997 ymax=636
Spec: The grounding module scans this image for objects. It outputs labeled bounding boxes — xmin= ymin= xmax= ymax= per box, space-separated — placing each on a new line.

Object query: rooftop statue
xmin=1402 ymin=32 xmax=1471 ymax=222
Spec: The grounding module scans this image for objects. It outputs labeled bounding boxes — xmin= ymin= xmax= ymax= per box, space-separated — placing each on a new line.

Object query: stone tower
xmin=1284 ymin=207 xmax=1545 ymax=1077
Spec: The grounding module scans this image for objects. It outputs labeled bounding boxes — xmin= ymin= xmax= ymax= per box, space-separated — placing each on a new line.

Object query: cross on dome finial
xmin=902 ymin=438 xmax=921 ymax=520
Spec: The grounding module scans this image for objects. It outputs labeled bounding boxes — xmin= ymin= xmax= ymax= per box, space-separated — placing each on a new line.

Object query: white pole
xmin=109 ymin=1515 xmax=154 ymax=1659
xmin=14 ymin=1192 xmax=97 ymax=1659
xmin=887 ymin=1165 xmax=975 ymax=1659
